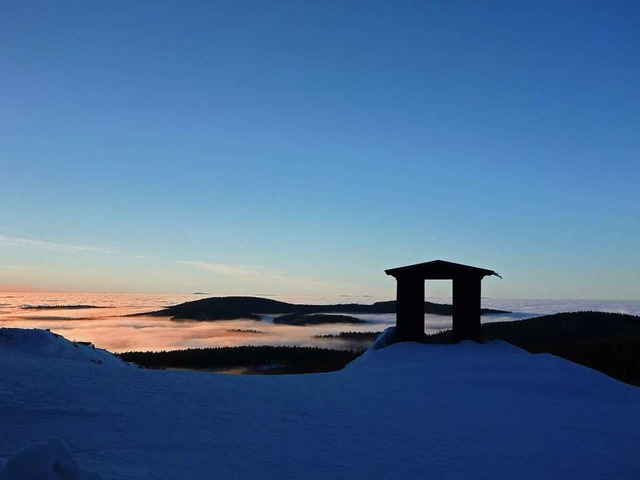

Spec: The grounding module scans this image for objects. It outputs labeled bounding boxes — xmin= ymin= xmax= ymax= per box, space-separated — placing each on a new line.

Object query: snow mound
xmin=0 ymin=328 xmax=128 ymax=367
xmin=343 ymin=326 xmax=396 ymax=367
xmin=0 ymin=438 xmax=101 ymax=480
xmin=348 ymin=327 xmax=525 ymax=370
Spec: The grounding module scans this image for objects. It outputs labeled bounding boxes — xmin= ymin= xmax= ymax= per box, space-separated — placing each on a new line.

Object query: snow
xmin=0 ymin=328 xmax=129 ymax=368
xmin=1 ymin=327 xmax=639 ymax=479
xmin=0 ymin=438 xmax=101 ymax=480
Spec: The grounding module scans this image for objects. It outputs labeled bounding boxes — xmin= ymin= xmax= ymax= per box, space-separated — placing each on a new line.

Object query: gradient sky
xmin=1 ymin=1 xmax=638 ymax=299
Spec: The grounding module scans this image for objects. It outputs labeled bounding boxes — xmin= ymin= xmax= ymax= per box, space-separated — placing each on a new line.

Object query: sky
xmin=1 ymin=1 xmax=639 ymax=299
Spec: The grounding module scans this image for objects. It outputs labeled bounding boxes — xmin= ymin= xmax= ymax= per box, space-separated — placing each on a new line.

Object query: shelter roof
xmin=385 ymin=260 xmax=499 ymax=280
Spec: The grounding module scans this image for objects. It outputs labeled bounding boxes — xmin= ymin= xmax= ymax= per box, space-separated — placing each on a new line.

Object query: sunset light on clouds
xmin=1 ymin=2 xmax=638 ymax=299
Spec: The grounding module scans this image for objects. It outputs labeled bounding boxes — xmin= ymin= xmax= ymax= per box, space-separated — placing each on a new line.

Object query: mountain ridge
xmin=136 ymin=295 xmax=509 ymax=320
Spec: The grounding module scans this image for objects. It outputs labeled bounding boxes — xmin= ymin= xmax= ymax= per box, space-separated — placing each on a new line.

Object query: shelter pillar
xmin=452 ymin=276 xmax=482 ymax=342
xmin=395 ymin=276 xmax=425 ymax=342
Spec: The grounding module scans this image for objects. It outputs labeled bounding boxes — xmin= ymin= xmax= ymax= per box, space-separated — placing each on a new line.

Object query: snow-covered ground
xmin=1 ymin=327 xmax=639 ymax=479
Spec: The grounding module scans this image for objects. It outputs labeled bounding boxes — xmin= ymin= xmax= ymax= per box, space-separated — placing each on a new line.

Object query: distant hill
xmin=137 ymin=295 xmax=509 ymax=320
xmin=139 ymin=296 xmax=293 ymax=320
xmin=428 ymin=311 xmax=640 ymax=346
xmin=19 ymin=304 xmax=106 ymax=310
xmin=486 ymin=311 xmax=640 ymax=343
xmin=273 ymin=313 xmax=367 ymax=326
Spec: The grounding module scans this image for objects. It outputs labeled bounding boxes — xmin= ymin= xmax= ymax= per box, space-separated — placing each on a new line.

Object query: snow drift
xmin=0 ymin=438 xmax=101 ymax=480
xmin=0 ymin=328 xmax=128 ymax=367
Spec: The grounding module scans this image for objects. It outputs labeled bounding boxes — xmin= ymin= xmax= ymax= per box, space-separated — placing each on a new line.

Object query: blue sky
xmin=1 ymin=1 xmax=638 ymax=299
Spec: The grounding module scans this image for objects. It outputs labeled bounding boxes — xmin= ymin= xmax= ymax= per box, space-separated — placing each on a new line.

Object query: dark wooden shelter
xmin=385 ymin=260 xmax=500 ymax=343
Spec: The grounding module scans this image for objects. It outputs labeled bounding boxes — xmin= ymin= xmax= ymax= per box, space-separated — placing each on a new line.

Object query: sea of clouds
xmin=1 ymin=292 xmax=638 ymax=353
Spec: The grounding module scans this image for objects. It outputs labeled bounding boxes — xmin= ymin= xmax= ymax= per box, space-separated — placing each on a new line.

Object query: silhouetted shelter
xmin=385 ymin=260 xmax=500 ymax=343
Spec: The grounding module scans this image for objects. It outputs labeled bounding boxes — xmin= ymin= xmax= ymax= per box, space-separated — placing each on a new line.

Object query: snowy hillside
xmin=0 ymin=328 xmax=128 ymax=368
xmin=1 ymin=327 xmax=639 ymax=479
